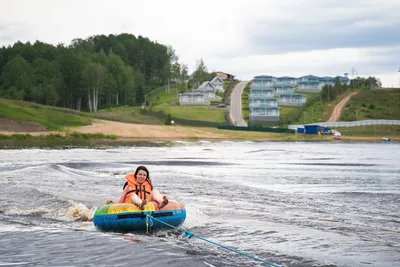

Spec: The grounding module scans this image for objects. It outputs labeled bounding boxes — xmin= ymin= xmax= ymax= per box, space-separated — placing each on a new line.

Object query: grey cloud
xmin=248 ymin=23 xmax=400 ymax=54
xmin=0 ymin=21 xmax=32 ymax=46
xmin=231 ymin=2 xmax=400 ymax=57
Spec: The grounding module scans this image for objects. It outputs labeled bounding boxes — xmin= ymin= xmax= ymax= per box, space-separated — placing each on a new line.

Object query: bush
xmin=165 ymin=113 xmax=172 ymax=125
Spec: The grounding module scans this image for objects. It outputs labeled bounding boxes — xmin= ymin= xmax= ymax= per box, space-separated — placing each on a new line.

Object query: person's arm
xmin=106 ymin=186 xmax=130 ymax=204
xmin=117 ymin=186 xmax=130 ymax=203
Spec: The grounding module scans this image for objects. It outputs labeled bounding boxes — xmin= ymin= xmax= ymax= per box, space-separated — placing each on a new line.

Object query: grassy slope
xmin=0 ymin=99 xmax=91 ymax=130
xmin=101 ymin=81 xmax=232 ymax=126
xmin=150 ymin=86 xmax=181 ymax=106
xmin=242 ymin=83 xmax=250 ymax=123
xmin=279 ymin=92 xmax=324 ymax=125
xmin=98 ymin=106 xmax=164 ymax=125
xmin=152 ymin=104 xmax=226 ymax=123
xmin=146 ymin=82 xmax=227 ymax=124
xmin=340 ymin=90 xmax=400 ymax=121
xmin=335 ymin=125 xmax=400 ymax=137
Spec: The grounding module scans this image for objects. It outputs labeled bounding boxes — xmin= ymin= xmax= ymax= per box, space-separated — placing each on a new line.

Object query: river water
xmin=0 ymin=141 xmax=399 ymax=267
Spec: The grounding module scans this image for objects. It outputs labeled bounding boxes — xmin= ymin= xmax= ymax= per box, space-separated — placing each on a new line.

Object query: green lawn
xmin=149 ymin=86 xmax=181 ymax=106
xmin=97 ymin=106 xmax=165 ymax=125
xmin=341 ymin=90 xmax=400 ymax=121
xmin=279 ymin=106 xmax=299 ymax=117
xmin=152 ymin=104 xmax=226 ymax=123
xmin=0 ymin=99 xmax=91 ymax=130
xmin=242 ymin=83 xmax=251 ymax=122
xmin=336 ymin=125 xmax=400 ymax=137
xmin=286 ymin=91 xmax=357 ymax=126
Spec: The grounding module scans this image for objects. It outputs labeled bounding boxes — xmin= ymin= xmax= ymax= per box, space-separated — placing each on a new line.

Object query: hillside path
xmin=230 ymin=81 xmax=249 ymax=127
xmin=328 ymin=92 xmax=359 ymax=122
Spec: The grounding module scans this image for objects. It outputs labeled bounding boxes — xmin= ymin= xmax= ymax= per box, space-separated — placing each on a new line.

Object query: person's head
xmin=134 ymin=166 xmax=150 ymax=184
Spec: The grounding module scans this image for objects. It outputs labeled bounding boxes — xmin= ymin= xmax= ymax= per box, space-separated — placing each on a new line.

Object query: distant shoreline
xmin=0 ymin=118 xmax=397 ymax=148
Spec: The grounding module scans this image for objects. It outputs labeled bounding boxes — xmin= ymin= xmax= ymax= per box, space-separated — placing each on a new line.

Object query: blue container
xmin=304 ymin=125 xmax=320 ymax=135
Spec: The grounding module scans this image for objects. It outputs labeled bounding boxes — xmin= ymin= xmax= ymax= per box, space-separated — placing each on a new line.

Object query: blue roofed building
xmin=275 ymin=84 xmax=295 ymax=95
xmin=278 ymin=93 xmax=307 ymax=106
xmin=249 ymin=79 xmax=279 ymax=121
xmin=251 ymin=75 xmax=276 ymax=88
xmin=276 ymin=76 xmax=297 ymax=85
xmin=337 ymin=76 xmax=351 ymax=85
xmin=249 ymin=72 xmax=350 ymax=122
xmin=250 ymin=106 xmax=280 ymax=121
xmin=297 ymin=80 xmax=321 ymax=92
xmin=299 ymin=75 xmax=320 ymax=82
xmin=320 ymin=76 xmax=336 ymax=87
xmin=297 ymin=75 xmax=322 ymax=92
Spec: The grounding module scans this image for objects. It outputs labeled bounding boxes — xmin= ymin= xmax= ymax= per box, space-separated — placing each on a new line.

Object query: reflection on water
xmin=0 ymin=141 xmax=399 ymax=267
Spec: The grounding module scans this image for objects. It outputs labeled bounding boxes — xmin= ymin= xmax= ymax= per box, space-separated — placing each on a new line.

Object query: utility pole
xmin=398 ymin=67 xmax=400 ymax=88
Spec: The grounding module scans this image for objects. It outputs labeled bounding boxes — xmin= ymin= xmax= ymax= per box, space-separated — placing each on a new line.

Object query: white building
xmin=210 ymin=76 xmax=225 ymax=93
xmin=179 ymin=91 xmax=210 ymax=105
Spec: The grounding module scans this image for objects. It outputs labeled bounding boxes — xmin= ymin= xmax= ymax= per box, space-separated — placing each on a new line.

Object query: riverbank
xmin=0 ymin=119 xmax=398 ymax=145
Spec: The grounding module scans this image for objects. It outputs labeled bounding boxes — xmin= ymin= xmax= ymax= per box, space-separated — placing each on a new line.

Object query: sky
xmin=1 ymin=0 xmax=399 ymax=86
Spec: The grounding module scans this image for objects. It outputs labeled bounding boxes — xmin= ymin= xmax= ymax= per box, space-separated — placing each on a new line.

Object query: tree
xmin=32 ymin=58 xmax=62 ymax=105
xmin=133 ymin=70 xmax=145 ymax=105
xmin=82 ymin=62 xmax=105 ymax=112
xmin=57 ymin=47 xmax=83 ymax=109
xmin=0 ymin=33 xmax=179 ymax=110
xmin=107 ymin=52 xmax=126 ymax=106
xmin=165 ymin=113 xmax=172 ymax=125
xmin=0 ymin=54 xmax=33 ymax=100
xmin=136 ymin=84 xmax=144 ymax=105
xmin=191 ymin=59 xmax=209 ymax=88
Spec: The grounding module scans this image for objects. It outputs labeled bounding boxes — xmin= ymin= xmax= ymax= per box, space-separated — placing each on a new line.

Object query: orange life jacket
xmin=123 ymin=174 xmax=153 ymax=203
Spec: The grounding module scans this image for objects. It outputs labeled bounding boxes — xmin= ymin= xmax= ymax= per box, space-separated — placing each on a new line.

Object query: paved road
xmin=230 ymin=81 xmax=249 ymax=127
xmin=328 ymin=92 xmax=359 ymax=122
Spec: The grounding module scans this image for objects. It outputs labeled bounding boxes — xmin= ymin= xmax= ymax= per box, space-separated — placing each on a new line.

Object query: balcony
xmin=275 ymin=80 xmax=297 ymax=85
xmin=251 ymin=83 xmax=274 ymax=88
xmin=249 ymin=102 xmax=278 ymax=108
xmin=250 ymin=93 xmax=275 ymax=98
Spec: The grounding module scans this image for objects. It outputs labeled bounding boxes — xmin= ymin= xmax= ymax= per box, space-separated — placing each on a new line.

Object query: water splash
xmin=183 ymin=203 xmax=208 ymax=229
xmin=62 ymin=202 xmax=96 ymax=222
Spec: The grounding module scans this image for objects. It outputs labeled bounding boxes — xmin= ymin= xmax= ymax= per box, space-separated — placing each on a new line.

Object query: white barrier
xmin=289 ymin=120 xmax=400 ymax=129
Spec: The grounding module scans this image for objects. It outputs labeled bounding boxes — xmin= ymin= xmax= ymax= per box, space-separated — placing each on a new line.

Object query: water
xmin=0 ymin=141 xmax=399 ymax=267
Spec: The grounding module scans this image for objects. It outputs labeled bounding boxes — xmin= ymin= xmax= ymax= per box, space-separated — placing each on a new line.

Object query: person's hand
xmin=105 ymin=200 xmax=113 ymax=204
xmin=139 ymin=200 xmax=148 ymax=210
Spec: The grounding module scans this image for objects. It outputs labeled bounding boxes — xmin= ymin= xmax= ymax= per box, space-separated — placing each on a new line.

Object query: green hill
xmin=0 ymin=99 xmax=91 ymax=130
xmin=341 ymin=89 xmax=400 ymax=121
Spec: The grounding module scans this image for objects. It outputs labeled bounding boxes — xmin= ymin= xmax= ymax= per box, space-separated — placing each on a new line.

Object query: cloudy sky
xmin=1 ymin=0 xmax=399 ymax=86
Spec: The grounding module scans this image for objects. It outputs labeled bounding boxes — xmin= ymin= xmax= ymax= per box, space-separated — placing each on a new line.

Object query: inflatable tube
xmin=94 ymin=200 xmax=186 ymax=232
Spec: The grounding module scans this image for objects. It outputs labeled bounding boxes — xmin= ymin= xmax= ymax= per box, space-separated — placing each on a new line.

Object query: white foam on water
xmin=182 ymin=203 xmax=208 ymax=229
xmin=203 ymin=261 xmax=217 ymax=267
xmin=0 ymin=223 xmax=64 ymax=233
xmin=1 ymin=207 xmax=51 ymax=216
xmin=0 ymin=262 xmax=31 ymax=266
xmin=61 ymin=201 xmax=96 ymax=222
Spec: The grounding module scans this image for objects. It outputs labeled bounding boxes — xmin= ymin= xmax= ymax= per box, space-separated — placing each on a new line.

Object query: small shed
xmin=304 ymin=125 xmax=331 ymax=135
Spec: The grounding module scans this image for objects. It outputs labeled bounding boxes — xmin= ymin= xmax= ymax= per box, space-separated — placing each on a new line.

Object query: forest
xmin=0 ymin=34 xmax=192 ymax=112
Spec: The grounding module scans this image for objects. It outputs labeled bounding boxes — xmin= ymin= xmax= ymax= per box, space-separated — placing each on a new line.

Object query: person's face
xmin=136 ymin=170 xmax=147 ymax=183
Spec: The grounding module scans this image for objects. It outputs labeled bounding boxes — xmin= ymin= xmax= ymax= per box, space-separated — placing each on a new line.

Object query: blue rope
xmin=145 ymin=214 xmax=281 ymax=267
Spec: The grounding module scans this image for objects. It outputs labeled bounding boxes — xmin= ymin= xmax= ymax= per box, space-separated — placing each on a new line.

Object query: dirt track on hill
xmin=328 ymin=92 xmax=358 ymax=122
